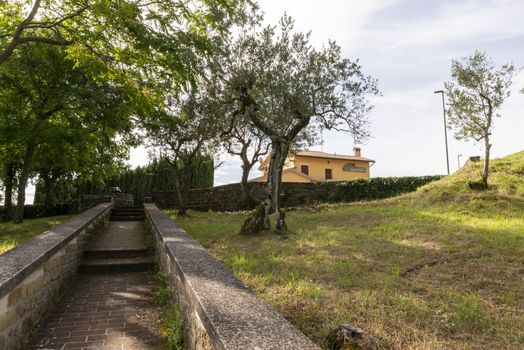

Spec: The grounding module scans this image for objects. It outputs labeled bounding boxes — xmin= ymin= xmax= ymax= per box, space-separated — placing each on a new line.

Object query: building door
xmin=325 ymin=168 xmax=333 ymax=180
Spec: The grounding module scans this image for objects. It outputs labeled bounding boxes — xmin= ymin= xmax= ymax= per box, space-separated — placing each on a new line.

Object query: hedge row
xmin=315 ymin=176 xmax=443 ymax=203
xmin=0 ymin=204 xmax=74 ymax=221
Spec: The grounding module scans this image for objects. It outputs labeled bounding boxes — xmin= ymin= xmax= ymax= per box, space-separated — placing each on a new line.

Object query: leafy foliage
xmin=208 ymin=14 xmax=379 ymax=231
xmin=444 ymin=50 xmax=516 ymax=188
xmin=78 ymin=155 xmax=214 ymax=205
xmin=316 ymin=176 xmax=443 ymax=203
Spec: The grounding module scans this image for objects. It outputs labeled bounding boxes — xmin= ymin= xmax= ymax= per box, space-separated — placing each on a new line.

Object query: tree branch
xmin=0 ymin=0 xmax=42 ymax=65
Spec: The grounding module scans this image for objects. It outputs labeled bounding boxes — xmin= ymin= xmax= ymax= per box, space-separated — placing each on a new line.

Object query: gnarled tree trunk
xmin=240 ymin=163 xmax=253 ymax=209
xmin=264 ymin=139 xmax=289 ymax=232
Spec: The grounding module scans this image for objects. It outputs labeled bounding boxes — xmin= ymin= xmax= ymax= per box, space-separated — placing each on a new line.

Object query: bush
xmin=0 ymin=204 xmax=75 ymax=222
xmin=316 ymin=176 xmax=443 ymax=203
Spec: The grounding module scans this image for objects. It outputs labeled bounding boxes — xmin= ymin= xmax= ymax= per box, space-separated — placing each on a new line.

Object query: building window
xmin=301 ymin=165 xmax=309 ymax=175
xmin=325 ymin=168 xmax=333 ymax=180
xmin=343 ymin=163 xmax=366 ymax=173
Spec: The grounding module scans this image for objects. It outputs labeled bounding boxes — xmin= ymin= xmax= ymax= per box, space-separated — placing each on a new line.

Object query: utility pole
xmin=457 ymin=154 xmax=463 ymax=170
xmin=434 ymin=90 xmax=450 ymax=175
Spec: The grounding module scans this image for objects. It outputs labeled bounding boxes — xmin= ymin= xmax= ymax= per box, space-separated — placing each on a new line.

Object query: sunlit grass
xmin=168 ymin=151 xmax=524 ymax=349
xmin=0 ymin=216 xmax=71 ymax=254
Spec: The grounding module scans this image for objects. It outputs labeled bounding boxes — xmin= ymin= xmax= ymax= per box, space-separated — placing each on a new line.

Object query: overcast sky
xmin=124 ymin=0 xmax=524 ymax=186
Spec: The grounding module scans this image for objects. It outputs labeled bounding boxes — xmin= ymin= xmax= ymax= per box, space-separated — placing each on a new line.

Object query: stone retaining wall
xmin=144 ymin=204 xmax=320 ymax=350
xmin=149 ymin=182 xmax=314 ymax=211
xmin=150 ymin=176 xmax=442 ymax=212
xmin=0 ymin=203 xmax=112 ymax=350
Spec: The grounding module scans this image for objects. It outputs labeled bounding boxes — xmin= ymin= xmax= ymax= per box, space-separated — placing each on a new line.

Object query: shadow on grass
xmin=170 ymin=203 xmax=524 ymax=349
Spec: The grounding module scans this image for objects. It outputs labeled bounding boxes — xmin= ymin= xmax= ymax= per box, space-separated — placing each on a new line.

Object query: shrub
xmin=316 ymin=176 xmax=443 ymax=203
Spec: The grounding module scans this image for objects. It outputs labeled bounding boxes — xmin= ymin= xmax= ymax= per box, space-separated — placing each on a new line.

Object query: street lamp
xmin=434 ymin=90 xmax=450 ymax=175
xmin=457 ymin=154 xmax=463 ymax=170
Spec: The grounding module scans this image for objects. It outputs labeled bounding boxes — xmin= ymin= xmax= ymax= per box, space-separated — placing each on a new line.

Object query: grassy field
xmin=169 ymin=151 xmax=524 ymax=350
xmin=0 ymin=216 xmax=72 ymax=254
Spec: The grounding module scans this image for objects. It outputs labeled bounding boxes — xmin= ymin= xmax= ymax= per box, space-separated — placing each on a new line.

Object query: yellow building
xmin=251 ymin=147 xmax=375 ymax=183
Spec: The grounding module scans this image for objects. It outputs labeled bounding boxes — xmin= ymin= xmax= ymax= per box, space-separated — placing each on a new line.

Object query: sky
xmin=25 ymin=0 xmax=524 ymax=202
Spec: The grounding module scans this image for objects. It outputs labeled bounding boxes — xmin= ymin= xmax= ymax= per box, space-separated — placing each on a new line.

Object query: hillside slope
xmin=407 ymin=150 xmax=524 ymax=214
xmin=174 ymin=151 xmax=524 ymax=350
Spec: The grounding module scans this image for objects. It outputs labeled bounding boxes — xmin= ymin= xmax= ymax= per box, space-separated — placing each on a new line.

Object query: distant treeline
xmin=31 ymin=154 xmax=214 ymax=211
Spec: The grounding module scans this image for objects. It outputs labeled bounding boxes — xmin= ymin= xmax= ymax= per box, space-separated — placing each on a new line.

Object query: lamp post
xmin=434 ymin=90 xmax=450 ymax=175
xmin=457 ymin=154 xmax=463 ymax=170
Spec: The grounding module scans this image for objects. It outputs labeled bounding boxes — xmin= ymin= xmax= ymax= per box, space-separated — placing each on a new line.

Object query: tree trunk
xmin=482 ymin=133 xmax=491 ymax=189
xmin=240 ymin=163 xmax=254 ymax=209
xmin=264 ymin=140 xmax=289 ymax=232
xmin=43 ymin=174 xmax=56 ymax=215
xmin=3 ymin=163 xmax=15 ymax=220
xmin=172 ymin=163 xmax=186 ymax=216
xmin=13 ymin=143 xmax=37 ymax=223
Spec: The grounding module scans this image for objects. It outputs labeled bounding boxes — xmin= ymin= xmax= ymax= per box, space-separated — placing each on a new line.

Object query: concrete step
xmin=83 ymin=248 xmax=150 ymax=259
xmin=78 ymin=256 xmax=155 ymax=273
xmin=109 ymin=216 xmax=145 ymax=222
xmin=110 ymin=208 xmax=145 ymax=222
xmin=111 ymin=208 xmax=144 ymax=213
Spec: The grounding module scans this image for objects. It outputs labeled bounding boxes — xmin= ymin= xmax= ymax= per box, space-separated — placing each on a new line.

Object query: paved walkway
xmin=87 ymin=222 xmax=147 ymax=252
xmin=28 ymin=217 xmax=162 ymax=350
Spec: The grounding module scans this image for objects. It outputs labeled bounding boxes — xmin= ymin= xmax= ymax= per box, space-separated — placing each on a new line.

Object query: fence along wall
xmin=0 ymin=203 xmax=112 ymax=350
xmin=144 ymin=204 xmax=320 ymax=349
xmin=149 ymin=176 xmax=442 ymax=211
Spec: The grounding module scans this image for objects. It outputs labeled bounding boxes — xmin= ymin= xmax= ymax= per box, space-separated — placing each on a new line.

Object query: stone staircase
xmin=79 ymin=207 xmax=154 ymax=273
xmin=109 ymin=207 xmax=146 ymax=221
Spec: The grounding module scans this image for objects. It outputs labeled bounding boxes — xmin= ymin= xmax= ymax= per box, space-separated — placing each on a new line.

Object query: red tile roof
xmin=295 ymin=150 xmax=375 ymax=162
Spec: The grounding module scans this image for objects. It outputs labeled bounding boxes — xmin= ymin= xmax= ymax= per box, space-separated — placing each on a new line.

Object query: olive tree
xmin=445 ymin=51 xmax=516 ymax=189
xmin=211 ymin=16 xmax=378 ymax=232
xmin=145 ymin=92 xmax=221 ymax=216
xmin=221 ymin=115 xmax=270 ymax=208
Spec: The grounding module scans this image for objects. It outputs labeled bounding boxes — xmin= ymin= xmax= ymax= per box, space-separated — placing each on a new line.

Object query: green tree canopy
xmin=0 ymin=42 xmax=134 ymax=222
xmin=208 ymin=15 xmax=379 ymax=232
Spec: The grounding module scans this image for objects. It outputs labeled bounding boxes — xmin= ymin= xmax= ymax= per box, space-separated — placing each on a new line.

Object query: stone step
xmin=110 ymin=208 xmax=145 ymax=222
xmin=109 ymin=215 xmax=145 ymax=221
xmin=83 ymin=248 xmax=150 ymax=259
xmin=111 ymin=208 xmax=144 ymax=213
xmin=78 ymin=256 xmax=155 ymax=273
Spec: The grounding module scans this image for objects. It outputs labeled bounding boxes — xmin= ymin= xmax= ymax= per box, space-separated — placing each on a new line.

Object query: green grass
xmin=0 ymin=216 xmax=72 ymax=254
xmin=153 ymin=272 xmax=186 ymax=350
xmin=168 ymin=151 xmax=524 ymax=350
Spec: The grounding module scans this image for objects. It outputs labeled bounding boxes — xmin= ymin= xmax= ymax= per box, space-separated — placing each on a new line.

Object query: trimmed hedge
xmin=316 ymin=176 xmax=443 ymax=203
xmin=0 ymin=204 xmax=74 ymax=222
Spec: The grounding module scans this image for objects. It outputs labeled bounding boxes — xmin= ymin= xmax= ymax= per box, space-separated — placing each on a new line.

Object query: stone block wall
xmin=149 ymin=182 xmax=316 ymax=211
xmin=150 ymin=176 xmax=442 ymax=212
xmin=144 ymin=204 xmax=320 ymax=350
xmin=0 ymin=203 xmax=112 ymax=350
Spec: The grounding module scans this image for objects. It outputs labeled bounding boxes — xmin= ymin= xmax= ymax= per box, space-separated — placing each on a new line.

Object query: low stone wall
xmin=149 ymin=182 xmax=314 ymax=211
xmin=150 ymin=176 xmax=442 ymax=212
xmin=0 ymin=203 xmax=112 ymax=350
xmin=144 ymin=204 xmax=320 ymax=350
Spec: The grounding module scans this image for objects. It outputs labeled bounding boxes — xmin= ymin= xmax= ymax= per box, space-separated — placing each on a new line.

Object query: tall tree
xmin=0 ymin=0 xmax=248 ymax=73
xmin=445 ymin=51 xmax=515 ymax=189
xmin=0 ymin=43 xmax=133 ymax=223
xmin=210 ymin=16 xmax=378 ymax=232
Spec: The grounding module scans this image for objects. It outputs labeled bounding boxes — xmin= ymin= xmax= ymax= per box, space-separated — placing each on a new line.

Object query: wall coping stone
xmin=0 ymin=203 xmax=112 ymax=298
xmin=144 ymin=203 xmax=320 ymax=350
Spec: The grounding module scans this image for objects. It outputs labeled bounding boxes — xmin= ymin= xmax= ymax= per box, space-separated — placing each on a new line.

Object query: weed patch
xmin=153 ymin=272 xmax=186 ymax=350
